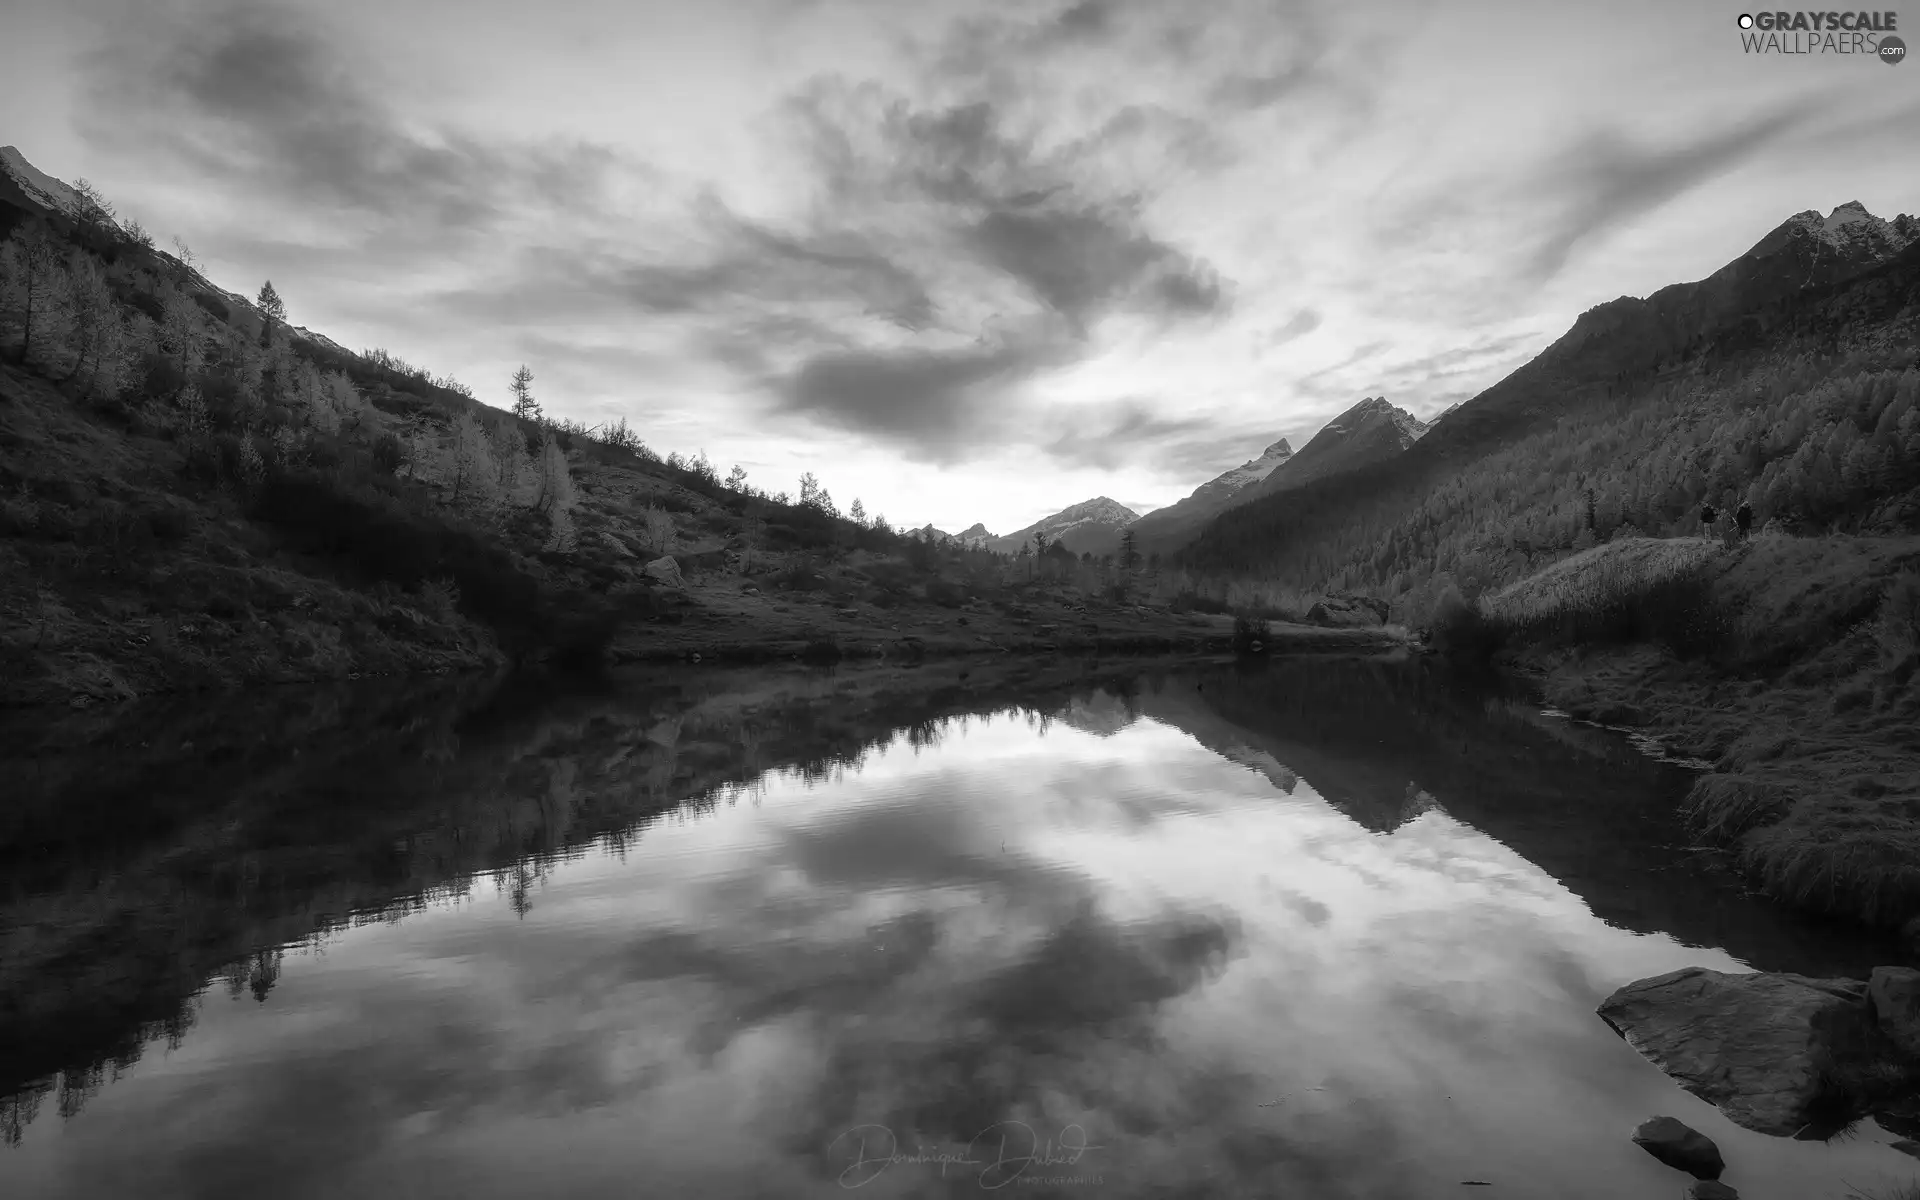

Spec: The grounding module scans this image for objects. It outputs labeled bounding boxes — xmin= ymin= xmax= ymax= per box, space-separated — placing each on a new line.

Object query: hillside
xmin=0 ymin=149 xmax=1412 ymax=706
xmin=1183 ymin=203 xmax=1920 ymax=614
xmin=1128 ymin=437 xmax=1293 ymax=553
xmin=983 ymin=496 xmax=1141 ymax=557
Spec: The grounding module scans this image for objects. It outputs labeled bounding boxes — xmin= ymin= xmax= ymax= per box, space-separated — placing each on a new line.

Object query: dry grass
xmin=1484 ymin=536 xmax=1725 ymax=625
xmin=1506 ymin=532 xmax=1920 ymax=931
xmin=1839 ymin=1181 xmax=1920 ymax=1200
xmin=1477 ymin=536 xmax=1734 ymax=658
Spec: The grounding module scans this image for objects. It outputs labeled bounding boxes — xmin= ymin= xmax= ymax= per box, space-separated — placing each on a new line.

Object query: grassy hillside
xmin=1435 ymin=533 xmax=1920 ymax=933
xmin=0 ymin=208 xmax=1409 ymax=706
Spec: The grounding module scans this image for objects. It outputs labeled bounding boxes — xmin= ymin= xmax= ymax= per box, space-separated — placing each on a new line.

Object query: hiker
xmin=1735 ymin=501 xmax=1753 ymax=541
xmin=1699 ymin=502 xmax=1717 ymax=540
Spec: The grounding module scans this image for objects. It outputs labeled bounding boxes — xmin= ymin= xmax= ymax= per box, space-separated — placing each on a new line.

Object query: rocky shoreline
xmin=1597 ymin=964 xmax=1920 ymax=1195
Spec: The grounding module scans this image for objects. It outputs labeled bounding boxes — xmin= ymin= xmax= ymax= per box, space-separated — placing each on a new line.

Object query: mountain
xmin=984 ymin=497 xmax=1141 ymax=557
xmin=1242 ymin=396 xmax=1428 ymax=501
xmin=0 ymin=145 xmax=95 ymax=226
xmin=1127 ymin=438 xmax=1294 ymax=553
xmin=1182 ymin=201 xmax=1920 ymax=591
xmin=952 ymin=522 xmax=994 ymax=548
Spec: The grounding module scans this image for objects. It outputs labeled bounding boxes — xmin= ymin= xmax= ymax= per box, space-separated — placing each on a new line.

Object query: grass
xmin=1490 ymin=533 xmax=1920 ymax=931
xmin=1476 ymin=536 xmax=1734 ymax=659
xmin=1839 ymin=1182 xmax=1920 ymax=1200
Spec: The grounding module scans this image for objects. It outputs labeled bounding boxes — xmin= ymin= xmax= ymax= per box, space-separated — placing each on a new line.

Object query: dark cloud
xmin=1267 ymin=307 xmax=1323 ymax=346
xmin=772 ymin=337 xmax=1062 ymax=459
xmin=74 ymin=5 xmax=632 ymax=245
xmin=969 ymin=207 xmax=1222 ymax=331
xmin=1521 ymin=107 xmax=1813 ymax=282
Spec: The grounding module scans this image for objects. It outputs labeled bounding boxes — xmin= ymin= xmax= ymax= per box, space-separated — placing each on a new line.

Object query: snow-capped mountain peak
xmin=1762 ymin=201 xmax=1917 ymax=263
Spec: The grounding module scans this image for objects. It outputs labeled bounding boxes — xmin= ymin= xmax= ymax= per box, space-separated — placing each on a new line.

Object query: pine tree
xmin=256 ymin=280 xmax=286 ymax=322
xmin=1119 ymin=528 xmax=1140 ymax=571
xmin=510 ymin=365 xmax=541 ymax=422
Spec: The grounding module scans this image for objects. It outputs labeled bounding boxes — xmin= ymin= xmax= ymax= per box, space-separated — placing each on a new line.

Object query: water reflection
xmin=1 ymin=658 xmax=1914 ymax=1199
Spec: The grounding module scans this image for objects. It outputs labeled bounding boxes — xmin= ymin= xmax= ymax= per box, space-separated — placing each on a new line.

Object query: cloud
xmin=74 ymin=4 xmax=634 ymax=246
xmin=1039 ymin=401 xmax=1239 ymax=474
xmin=771 ymin=336 xmax=1065 ymax=459
xmin=1265 ymin=307 xmax=1323 ymax=346
xmin=1517 ymin=107 xmax=1814 ymax=282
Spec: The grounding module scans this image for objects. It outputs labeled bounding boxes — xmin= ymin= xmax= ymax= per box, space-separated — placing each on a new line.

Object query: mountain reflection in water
xmin=1 ymin=657 xmax=1911 ymax=1200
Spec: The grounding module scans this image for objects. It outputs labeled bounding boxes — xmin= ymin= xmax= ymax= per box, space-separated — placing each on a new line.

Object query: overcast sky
xmin=2 ymin=0 xmax=1914 ymax=533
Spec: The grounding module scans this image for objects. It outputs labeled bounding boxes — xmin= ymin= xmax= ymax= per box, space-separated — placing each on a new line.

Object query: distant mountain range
xmin=1181 ymin=199 xmax=1920 ymax=584
xmin=991 ymin=396 xmax=1430 ymax=561
xmin=982 ymin=497 xmax=1142 ymax=557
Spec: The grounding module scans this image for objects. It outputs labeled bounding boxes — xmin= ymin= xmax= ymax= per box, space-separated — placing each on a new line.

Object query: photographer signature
xmin=828 ymin=1119 xmax=1107 ymax=1189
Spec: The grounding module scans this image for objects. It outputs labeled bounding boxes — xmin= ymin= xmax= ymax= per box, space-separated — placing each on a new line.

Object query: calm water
xmin=2 ymin=657 xmax=1916 ymax=1199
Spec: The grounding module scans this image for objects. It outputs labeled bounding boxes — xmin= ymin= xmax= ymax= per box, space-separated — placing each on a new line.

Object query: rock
xmin=1631 ymin=1116 xmax=1725 ymax=1179
xmin=1305 ymin=593 xmax=1389 ymax=627
xmin=1870 ymin=967 xmax=1920 ymax=1058
xmin=642 ymin=556 xmax=684 ymax=587
xmin=1689 ymin=1182 xmax=1740 ymax=1199
xmin=1598 ymin=966 xmax=1878 ymax=1135
xmin=1892 ymin=1140 xmax=1920 ymax=1160
xmin=1904 ymin=916 xmax=1920 ymax=960
xmin=837 ymin=607 xmax=860 ymax=618
xmin=601 ymin=531 xmax=635 ymax=558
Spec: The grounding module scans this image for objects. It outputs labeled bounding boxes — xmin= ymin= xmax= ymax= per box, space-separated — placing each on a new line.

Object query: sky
xmin=1 ymin=0 xmax=1915 ymax=534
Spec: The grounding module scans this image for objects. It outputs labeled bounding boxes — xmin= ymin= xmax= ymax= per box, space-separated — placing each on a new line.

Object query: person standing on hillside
xmin=1735 ymin=501 xmax=1753 ymax=542
xmin=1699 ymin=501 xmax=1717 ymax=540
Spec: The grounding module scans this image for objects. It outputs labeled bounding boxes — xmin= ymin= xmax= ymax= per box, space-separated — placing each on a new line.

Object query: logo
xmin=1736 ymin=10 xmax=1903 ymax=57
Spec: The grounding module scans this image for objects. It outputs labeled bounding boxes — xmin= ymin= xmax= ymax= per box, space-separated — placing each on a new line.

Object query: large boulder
xmin=1870 ymin=967 xmax=1920 ymax=1059
xmin=1630 ymin=1116 xmax=1724 ymax=1179
xmin=1597 ymin=966 xmax=1877 ymax=1135
xmin=1305 ymin=593 xmax=1389 ymax=628
xmin=643 ymin=556 xmax=684 ymax=587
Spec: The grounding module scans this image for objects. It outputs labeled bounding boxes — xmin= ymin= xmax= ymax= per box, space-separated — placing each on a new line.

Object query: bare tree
xmin=489 ymin=417 xmax=529 ymax=502
xmin=726 ymin=464 xmax=748 ymax=491
xmin=69 ymin=179 xmax=117 ymax=236
xmin=0 ymin=220 xmax=71 ymax=365
xmin=158 ymin=287 xmax=205 ymax=376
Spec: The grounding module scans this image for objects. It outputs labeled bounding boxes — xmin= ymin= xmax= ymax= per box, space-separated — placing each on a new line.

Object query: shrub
xmin=1231 ymin=611 xmax=1268 ymax=654
xmin=1428 ymin=585 xmax=1504 ymax=662
xmin=800 ymin=637 xmax=843 ymax=664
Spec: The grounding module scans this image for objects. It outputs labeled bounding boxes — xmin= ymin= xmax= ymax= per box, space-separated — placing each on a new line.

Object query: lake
xmin=2 ymin=656 xmax=1916 ymax=1199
